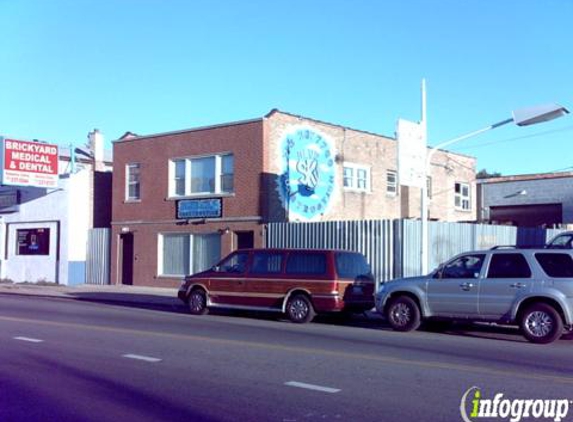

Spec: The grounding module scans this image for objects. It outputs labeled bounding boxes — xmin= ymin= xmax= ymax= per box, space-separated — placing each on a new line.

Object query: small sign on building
xmin=397 ymin=119 xmax=427 ymax=189
xmin=177 ymin=198 xmax=223 ymax=219
xmin=0 ymin=137 xmax=59 ymax=188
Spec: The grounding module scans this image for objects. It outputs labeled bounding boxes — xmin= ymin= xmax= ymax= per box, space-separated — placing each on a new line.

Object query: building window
xmin=126 ymin=163 xmax=141 ymax=201
xmin=386 ymin=171 xmax=397 ymax=195
xmin=16 ymin=228 xmax=50 ymax=256
xmin=343 ymin=163 xmax=370 ymax=192
xmin=426 ymin=176 xmax=432 ymax=199
xmin=160 ymin=233 xmax=221 ymax=276
xmin=455 ymin=182 xmax=471 ymax=210
xmin=343 ymin=167 xmax=354 ymax=188
xmin=170 ymin=154 xmax=234 ymax=197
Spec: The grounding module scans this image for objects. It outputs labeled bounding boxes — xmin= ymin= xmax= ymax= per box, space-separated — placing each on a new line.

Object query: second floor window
xmin=343 ymin=163 xmax=370 ymax=192
xmin=455 ymin=182 xmax=471 ymax=210
xmin=386 ymin=171 xmax=397 ymax=195
xmin=126 ymin=163 xmax=141 ymax=201
xmin=170 ymin=154 xmax=234 ymax=197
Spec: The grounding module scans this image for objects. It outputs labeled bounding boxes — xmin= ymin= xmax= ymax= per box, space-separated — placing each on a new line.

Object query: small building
xmin=111 ymin=110 xmax=476 ymax=287
xmin=0 ymin=130 xmax=112 ymax=284
xmin=477 ymin=171 xmax=573 ymax=227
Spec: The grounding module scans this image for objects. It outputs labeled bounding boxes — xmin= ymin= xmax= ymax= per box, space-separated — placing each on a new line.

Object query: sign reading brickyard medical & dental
xmin=277 ymin=127 xmax=336 ymax=221
xmin=0 ymin=138 xmax=59 ymax=188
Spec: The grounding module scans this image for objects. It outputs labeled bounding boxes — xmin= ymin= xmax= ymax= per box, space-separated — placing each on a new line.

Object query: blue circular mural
xmin=277 ymin=128 xmax=336 ymax=220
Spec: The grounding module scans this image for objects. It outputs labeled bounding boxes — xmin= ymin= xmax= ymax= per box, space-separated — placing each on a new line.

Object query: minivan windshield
xmin=335 ymin=252 xmax=373 ymax=280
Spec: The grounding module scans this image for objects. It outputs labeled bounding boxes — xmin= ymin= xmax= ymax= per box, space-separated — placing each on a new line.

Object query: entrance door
xmin=120 ymin=233 xmax=134 ymax=285
xmin=236 ymin=231 xmax=254 ymax=249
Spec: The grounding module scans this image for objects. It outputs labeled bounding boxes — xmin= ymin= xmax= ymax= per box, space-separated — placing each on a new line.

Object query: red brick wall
xmin=110 ymin=119 xmax=265 ymax=286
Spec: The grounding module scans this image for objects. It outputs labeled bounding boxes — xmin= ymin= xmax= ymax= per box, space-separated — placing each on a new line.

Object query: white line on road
xmin=122 ymin=354 xmax=162 ymax=363
xmin=284 ymin=381 xmax=341 ymax=393
xmin=13 ymin=337 xmax=44 ymax=343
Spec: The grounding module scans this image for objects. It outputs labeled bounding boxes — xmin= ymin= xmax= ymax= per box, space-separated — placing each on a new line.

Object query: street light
xmin=420 ymin=103 xmax=569 ymax=274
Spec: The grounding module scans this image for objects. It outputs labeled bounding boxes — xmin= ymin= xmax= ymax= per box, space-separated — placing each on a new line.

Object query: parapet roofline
xmin=113 ymin=117 xmax=264 ymax=143
xmin=477 ymin=171 xmax=573 ymax=184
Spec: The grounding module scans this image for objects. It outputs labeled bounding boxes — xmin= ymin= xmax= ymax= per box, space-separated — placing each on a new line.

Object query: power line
xmin=449 ymin=124 xmax=573 ymax=152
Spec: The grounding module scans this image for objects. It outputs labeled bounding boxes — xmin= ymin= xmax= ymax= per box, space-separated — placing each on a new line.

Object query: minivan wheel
xmin=520 ymin=303 xmax=563 ymax=344
xmin=188 ymin=289 xmax=209 ymax=315
xmin=386 ymin=296 xmax=421 ymax=332
xmin=286 ymin=294 xmax=316 ymax=324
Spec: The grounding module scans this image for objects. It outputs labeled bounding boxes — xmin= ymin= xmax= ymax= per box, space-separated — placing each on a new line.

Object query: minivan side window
xmin=441 ymin=254 xmax=485 ymax=279
xmin=216 ymin=251 xmax=249 ymax=274
xmin=487 ymin=253 xmax=531 ymax=278
xmin=285 ymin=252 xmax=326 ymax=275
xmin=535 ymin=253 xmax=573 ymax=278
xmin=335 ymin=252 xmax=372 ymax=280
xmin=251 ymin=252 xmax=283 ymax=274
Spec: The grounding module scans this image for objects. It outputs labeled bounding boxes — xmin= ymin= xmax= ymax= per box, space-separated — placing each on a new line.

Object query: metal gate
xmin=86 ymin=228 xmax=111 ymax=285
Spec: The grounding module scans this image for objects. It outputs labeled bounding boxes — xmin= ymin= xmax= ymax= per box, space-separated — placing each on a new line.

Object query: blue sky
xmin=1 ymin=0 xmax=571 ymax=175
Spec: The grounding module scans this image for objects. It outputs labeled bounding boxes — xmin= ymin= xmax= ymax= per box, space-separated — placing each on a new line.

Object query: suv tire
xmin=520 ymin=303 xmax=563 ymax=344
xmin=188 ymin=289 xmax=209 ymax=315
xmin=386 ymin=296 xmax=421 ymax=332
xmin=286 ymin=294 xmax=316 ymax=324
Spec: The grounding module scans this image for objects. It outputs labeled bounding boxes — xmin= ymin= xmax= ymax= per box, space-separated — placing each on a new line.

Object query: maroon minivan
xmin=177 ymin=248 xmax=375 ymax=323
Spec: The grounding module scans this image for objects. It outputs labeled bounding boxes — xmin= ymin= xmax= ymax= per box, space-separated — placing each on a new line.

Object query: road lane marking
xmin=1 ymin=315 xmax=573 ymax=385
xmin=285 ymin=381 xmax=340 ymax=393
xmin=122 ymin=354 xmax=162 ymax=363
xmin=13 ymin=336 xmax=43 ymax=343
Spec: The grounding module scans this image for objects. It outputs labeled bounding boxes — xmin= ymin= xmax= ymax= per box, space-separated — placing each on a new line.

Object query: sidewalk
xmin=0 ymin=283 xmax=182 ymax=311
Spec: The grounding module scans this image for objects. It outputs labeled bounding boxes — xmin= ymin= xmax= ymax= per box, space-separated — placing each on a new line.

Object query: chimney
xmin=87 ymin=129 xmax=105 ymax=171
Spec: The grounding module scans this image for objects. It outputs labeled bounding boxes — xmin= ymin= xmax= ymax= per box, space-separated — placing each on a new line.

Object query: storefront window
xmin=160 ymin=233 xmax=220 ymax=276
xmin=16 ymin=228 xmax=50 ymax=256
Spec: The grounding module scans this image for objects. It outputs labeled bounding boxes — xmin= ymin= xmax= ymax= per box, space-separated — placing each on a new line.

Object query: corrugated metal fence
xmin=265 ymin=220 xmax=563 ymax=283
xmin=86 ymin=228 xmax=111 ymax=285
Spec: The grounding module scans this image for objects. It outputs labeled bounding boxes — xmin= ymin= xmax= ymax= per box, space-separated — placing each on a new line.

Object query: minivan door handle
xmin=459 ymin=282 xmax=474 ymax=291
xmin=510 ymin=282 xmax=526 ymax=289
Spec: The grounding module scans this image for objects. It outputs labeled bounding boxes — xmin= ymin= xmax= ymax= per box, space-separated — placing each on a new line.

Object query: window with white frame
xmin=455 ymin=182 xmax=471 ymax=210
xmin=169 ymin=154 xmax=234 ymax=197
xmin=426 ymin=176 xmax=432 ymax=199
xmin=386 ymin=170 xmax=397 ymax=195
xmin=343 ymin=163 xmax=370 ymax=192
xmin=159 ymin=232 xmax=221 ymax=276
xmin=126 ymin=163 xmax=141 ymax=201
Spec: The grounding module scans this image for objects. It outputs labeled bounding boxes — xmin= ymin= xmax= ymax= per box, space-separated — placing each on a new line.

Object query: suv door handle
xmin=510 ymin=282 xmax=526 ymax=289
xmin=459 ymin=282 xmax=474 ymax=291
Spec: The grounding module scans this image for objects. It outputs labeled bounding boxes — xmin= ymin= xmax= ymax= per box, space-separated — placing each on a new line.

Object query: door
xmin=426 ymin=254 xmax=485 ymax=317
xmin=478 ymin=253 xmax=532 ymax=319
xmin=236 ymin=231 xmax=254 ymax=249
xmin=120 ymin=233 xmax=134 ymax=285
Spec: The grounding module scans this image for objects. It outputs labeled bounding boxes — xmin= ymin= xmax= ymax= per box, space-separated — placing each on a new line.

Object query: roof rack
xmin=490 ymin=245 xmax=518 ymax=250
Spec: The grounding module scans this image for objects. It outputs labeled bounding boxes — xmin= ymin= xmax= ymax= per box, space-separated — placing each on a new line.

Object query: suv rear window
xmin=487 ymin=253 xmax=532 ymax=278
xmin=285 ymin=252 xmax=326 ymax=275
xmin=535 ymin=253 xmax=573 ymax=278
xmin=335 ymin=252 xmax=372 ymax=280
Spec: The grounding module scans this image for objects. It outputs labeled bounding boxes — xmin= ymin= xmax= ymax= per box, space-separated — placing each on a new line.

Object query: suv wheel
xmin=188 ymin=289 xmax=209 ymax=315
xmin=386 ymin=296 xmax=421 ymax=332
xmin=286 ymin=294 xmax=316 ymax=324
xmin=520 ymin=303 xmax=563 ymax=344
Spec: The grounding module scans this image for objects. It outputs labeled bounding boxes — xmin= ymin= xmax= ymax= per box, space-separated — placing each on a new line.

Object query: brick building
xmin=111 ymin=110 xmax=476 ymax=287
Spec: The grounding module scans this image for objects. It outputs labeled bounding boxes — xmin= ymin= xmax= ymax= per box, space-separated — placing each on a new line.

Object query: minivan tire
xmin=386 ymin=296 xmax=421 ymax=332
xmin=188 ymin=289 xmax=209 ymax=315
xmin=286 ymin=294 xmax=316 ymax=324
xmin=520 ymin=303 xmax=563 ymax=344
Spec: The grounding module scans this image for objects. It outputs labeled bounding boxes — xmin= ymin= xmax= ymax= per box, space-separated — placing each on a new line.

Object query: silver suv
xmin=375 ymin=248 xmax=573 ymax=343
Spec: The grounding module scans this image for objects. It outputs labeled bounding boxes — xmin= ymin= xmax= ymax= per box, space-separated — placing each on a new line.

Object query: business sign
xmin=397 ymin=119 xmax=427 ymax=188
xmin=277 ymin=127 xmax=336 ymax=221
xmin=177 ymin=198 xmax=222 ymax=219
xmin=0 ymin=138 xmax=59 ymax=188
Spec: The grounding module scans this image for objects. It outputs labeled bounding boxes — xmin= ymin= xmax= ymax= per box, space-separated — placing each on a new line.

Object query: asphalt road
xmin=0 ymin=294 xmax=572 ymax=422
